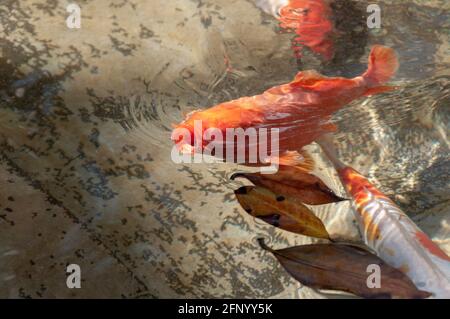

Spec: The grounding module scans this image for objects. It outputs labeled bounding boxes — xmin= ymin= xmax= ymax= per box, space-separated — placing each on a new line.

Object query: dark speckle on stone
xmin=200 ymin=15 xmax=212 ymax=29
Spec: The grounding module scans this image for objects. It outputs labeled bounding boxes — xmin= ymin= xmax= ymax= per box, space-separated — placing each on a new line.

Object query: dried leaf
xmin=235 ymin=186 xmax=330 ymax=239
xmin=231 ymin=166 xmax=345 ymax=205
xmin=259 ymin=239 xmax=431 ymax=299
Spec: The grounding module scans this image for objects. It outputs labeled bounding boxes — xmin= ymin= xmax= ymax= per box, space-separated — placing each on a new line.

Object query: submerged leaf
xmin=259 ymin=239 xmax=431 ymax=299
xmin=234 ymin=186 xmax=330 ymax=239
xmin=231 ymin=166 xmax=345 ymax=205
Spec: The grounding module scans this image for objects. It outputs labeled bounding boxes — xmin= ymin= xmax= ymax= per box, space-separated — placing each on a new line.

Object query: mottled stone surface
xmin=0 ymin=0 xmax=448 ymax=298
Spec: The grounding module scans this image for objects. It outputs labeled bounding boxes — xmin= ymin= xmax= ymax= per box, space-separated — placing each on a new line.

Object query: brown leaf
xmin=234 ymin=186 xmax=330 ymax=239
xmin=231 ymin=166 xmax=345 ymax=205
xmin=259 ymin=239 xmax=431 ymax=299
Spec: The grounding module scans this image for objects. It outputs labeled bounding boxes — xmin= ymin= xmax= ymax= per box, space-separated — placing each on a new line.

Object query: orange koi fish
xmin=255 ymin=0 xmax=335 ymax=60
xmin=318 ymin=136 xmax=450 ymax=298
xmin=172 ymin=45 xmax=398 ymax=166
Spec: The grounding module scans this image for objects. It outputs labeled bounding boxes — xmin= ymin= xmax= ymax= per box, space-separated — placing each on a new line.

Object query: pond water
xmin=0 ymin=0 xmax=448 ymax=298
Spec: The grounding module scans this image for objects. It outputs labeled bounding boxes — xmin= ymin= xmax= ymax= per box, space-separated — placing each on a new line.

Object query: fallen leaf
xmin=235 ymin=186 xmax=330 ymax=239
xmin=231 ymin=166 xmax=345 ymax=205
xmin=259 ymin=239 xmax=431 ymax=299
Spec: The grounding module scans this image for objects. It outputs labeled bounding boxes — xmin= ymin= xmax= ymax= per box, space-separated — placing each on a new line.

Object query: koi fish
xmin=172 ymin=45 xmax=398 ymax=166
xmin=255 ymin=0 xmax=335 ymax=61
xmin=318 ymin=135 xmax=450 ymax=298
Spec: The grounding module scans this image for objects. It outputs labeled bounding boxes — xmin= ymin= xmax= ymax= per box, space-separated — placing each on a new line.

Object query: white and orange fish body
xmin=319 ymin=137 xmax=450 ymax=298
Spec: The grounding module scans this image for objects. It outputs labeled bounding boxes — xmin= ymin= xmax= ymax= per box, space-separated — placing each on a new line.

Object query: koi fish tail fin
xmin=362 ymin=45 xmax=399 ymax=88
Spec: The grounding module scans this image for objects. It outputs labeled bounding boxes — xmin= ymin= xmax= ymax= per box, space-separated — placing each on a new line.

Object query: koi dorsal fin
xmin=292 ymin=70 xmax=328 ymax=86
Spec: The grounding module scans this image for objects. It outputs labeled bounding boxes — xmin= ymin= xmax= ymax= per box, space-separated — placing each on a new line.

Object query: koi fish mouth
xmin=171 ymin=126 xmax=196 ymax=155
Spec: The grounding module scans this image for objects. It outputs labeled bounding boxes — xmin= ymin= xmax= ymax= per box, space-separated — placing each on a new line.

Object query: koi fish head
xmin=171 ymin=99 xmax=267 ymax=154
xmin=171 ymin=113 xmax=202 ymax=155
xmin=171 ymin=128 xmax=194 ymax=154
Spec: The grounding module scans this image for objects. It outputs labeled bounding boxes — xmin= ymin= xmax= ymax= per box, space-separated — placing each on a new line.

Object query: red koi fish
xmin=172 ymin=45 xmax=398 ymax=165
xmin=318 ymin=135 xmax=450 ymax=298
xmin=255 ymin=0 xmax=335 ymax=61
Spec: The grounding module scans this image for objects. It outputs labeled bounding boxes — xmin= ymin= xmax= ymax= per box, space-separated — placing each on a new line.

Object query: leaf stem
xmin=257 ymin=238 xmax=274 ymax=252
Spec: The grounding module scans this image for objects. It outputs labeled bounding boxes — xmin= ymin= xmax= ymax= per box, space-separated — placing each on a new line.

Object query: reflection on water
xmin=0 ymin=0 xmax=448 ymax=298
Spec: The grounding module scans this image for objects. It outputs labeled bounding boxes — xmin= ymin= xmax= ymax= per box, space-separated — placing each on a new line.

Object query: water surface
xmin=0 ymin=0 xmax=448 ymax=298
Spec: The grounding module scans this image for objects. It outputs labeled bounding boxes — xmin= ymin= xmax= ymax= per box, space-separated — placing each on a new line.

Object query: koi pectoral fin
xmin=276 ymin=150 xmax=315 ymax=170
